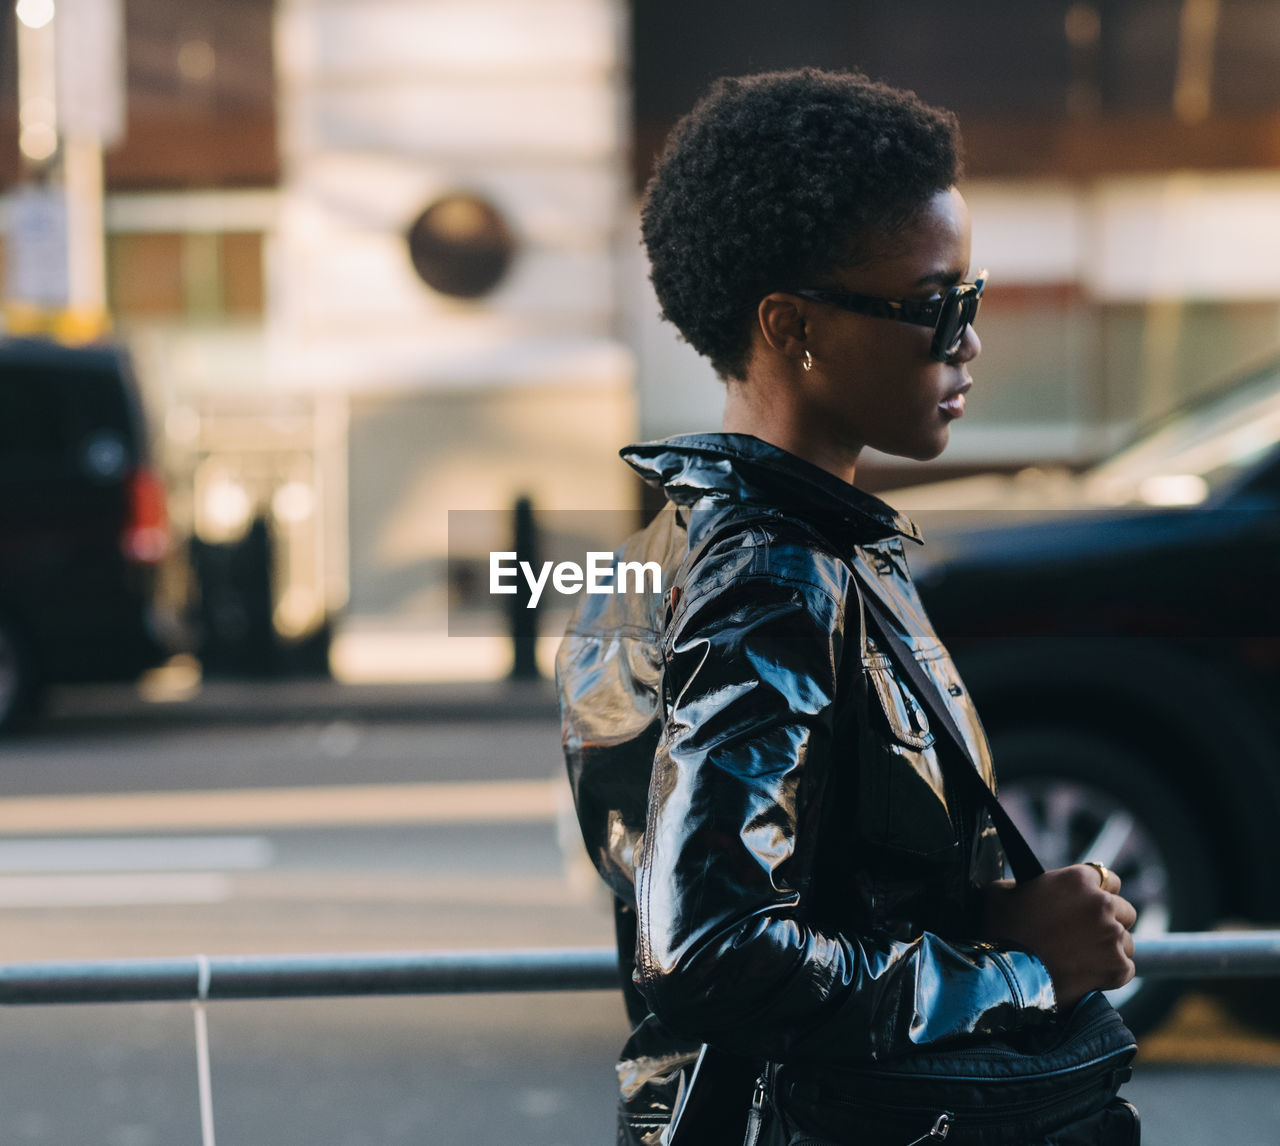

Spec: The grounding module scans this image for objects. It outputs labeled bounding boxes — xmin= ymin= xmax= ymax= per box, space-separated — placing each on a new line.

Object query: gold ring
xmin=1085 ymin=861 xmax=1112 ymax=889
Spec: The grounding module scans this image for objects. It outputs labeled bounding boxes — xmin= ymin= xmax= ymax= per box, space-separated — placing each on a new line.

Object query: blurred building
xmin=631 ymin=0 xmax=1280 ymax=486
xmin=270 ymin=0 xmax=634 ymax=678
xmin=2 ymin=0 xmax=635 ymax=679
xmin=3 ymin=0 xmax=1280 ymax=678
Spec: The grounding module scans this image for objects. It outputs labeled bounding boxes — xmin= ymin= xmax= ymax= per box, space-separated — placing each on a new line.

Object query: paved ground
xmin=10 ymin=678 xmax=1280 ymax=1144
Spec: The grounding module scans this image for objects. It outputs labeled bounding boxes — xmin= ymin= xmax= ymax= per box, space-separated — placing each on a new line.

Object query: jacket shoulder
xmin=678 ymin=514 xmax=853 ymax=616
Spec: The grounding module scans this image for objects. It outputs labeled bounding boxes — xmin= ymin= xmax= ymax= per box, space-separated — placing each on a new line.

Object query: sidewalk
xmin=40 ymin=676 xmax=560 ymax=731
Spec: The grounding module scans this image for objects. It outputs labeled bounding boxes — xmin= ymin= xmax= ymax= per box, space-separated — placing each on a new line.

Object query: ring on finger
xmin=1085 ymin=861 xmax=1113 ymax=889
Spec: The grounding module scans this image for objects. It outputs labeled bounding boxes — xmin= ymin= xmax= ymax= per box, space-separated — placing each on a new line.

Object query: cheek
xmin=859 ymin=323 xmax=933 ymax=373
xmin=838 ymin=327 xmax=909 ymax=381
xmin=820 ymin=328 xmax=941 ymax=426
xmin=862 ymin=344 xmax=938 ymax=413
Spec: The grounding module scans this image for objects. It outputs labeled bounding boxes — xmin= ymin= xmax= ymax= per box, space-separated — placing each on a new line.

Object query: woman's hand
xmin=982 ymin=864 xmax=1138 ymax=1009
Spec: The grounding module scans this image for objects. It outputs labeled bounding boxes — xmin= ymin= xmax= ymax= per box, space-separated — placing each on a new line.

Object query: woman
xmin=557 ymin=69 xmax=1138 ymax=1145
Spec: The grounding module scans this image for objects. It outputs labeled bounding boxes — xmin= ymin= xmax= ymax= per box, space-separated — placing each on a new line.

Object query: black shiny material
xmin=557 ymin=434 xmax=1057 ymax=1144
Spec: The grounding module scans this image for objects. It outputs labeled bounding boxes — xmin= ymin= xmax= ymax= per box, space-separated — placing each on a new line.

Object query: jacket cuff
xmin=993 ymin=948 xmax=1059 ymax=1022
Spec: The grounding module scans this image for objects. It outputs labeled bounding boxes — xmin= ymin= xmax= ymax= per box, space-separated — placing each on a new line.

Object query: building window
xmin=221 ymin=232 xmax=264 ymax=315
xmin=106 ymin=231 xmax=263 ymax=320
xmin=107 ymin=232 xmax=186 ymax=317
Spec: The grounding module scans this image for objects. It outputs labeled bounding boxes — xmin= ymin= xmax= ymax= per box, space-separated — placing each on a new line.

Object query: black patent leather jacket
xmin=557 ymin=434 xmax=1058 ymax=1145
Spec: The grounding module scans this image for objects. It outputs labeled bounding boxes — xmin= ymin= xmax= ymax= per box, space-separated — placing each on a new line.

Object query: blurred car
xmin=0 ymin=338 xmax=173 ymax=731
xmin=889 ymin=353 xmax=1280 ymax=1033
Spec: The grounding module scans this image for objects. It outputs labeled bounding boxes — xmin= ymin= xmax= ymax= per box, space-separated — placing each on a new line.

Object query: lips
xmin=939 ymin=377 xmax=972 ymax=419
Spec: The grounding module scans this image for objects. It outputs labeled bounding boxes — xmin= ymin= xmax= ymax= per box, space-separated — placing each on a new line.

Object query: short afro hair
xmin=640 ymin=69 xmax=963 ymax=381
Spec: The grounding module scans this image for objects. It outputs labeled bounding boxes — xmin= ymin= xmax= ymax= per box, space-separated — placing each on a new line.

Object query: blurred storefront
xmin=2 ymin=0 xmax=636 ymax=680
xmin=3 ymin=0 xmax=1280 ymax=679
xmin=269 ymin=0 xmax=635 ymax=679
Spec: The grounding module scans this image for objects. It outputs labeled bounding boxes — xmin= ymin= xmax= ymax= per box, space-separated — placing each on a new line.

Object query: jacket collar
xmin=621 ymin=433 xmax=923 ymax=546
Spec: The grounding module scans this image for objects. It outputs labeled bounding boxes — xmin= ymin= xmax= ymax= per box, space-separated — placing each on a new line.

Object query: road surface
xmin=0 ymin=708 xmax=1276 ymax=1144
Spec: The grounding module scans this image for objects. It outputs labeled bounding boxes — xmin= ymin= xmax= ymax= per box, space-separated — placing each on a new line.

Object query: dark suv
xmin=888 ymin=353 xmax=1280 ymax=1033
xmin=0 ymin=338 xmax=172 ymax=730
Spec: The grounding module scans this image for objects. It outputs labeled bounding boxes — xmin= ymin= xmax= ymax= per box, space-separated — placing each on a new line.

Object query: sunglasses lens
xmin=931 ymin=294 xmax=963 ymax=359
xmin=931 ymin=287 xmax=981 ymax=360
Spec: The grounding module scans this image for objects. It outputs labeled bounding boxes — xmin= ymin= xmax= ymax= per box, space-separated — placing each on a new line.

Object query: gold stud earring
xmin=802 ymin=349 xmax=814 ymax=372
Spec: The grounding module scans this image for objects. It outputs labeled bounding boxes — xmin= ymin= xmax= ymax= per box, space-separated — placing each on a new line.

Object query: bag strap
xmin=857 ymin=587 xmax=1045 ymax=882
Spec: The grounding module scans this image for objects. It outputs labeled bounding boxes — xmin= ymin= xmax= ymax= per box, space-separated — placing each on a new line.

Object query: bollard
xmin=508 ymin=496 xmax=540 ymax=680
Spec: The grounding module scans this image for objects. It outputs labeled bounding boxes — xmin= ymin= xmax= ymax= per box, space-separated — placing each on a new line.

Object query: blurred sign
xmin=5 ymin=186 xmax=71 ymax=308
xmin=55 ymin=0 xmax=126 ymax=145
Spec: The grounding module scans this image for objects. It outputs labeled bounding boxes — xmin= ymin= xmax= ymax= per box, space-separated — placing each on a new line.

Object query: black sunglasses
xmin=792 ymin=270 xmax=988 ymax=362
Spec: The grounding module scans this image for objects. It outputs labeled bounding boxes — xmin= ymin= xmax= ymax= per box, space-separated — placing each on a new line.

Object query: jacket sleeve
xmin=634 ymin=543 xmax=1057 ymax=1063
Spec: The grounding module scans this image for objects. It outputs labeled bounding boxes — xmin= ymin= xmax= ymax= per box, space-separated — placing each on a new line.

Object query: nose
xmin=949 ymin=323 xmax=981 ymax=364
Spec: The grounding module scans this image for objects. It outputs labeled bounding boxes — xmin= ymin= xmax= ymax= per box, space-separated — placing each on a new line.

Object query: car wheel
xmin=0 ymin=614 xmax=41 ymax=734
xmin=989 ymin=726 xmax=1217 ymax=1037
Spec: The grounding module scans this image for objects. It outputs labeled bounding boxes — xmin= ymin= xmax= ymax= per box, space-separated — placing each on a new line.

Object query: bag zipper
xmin=907 ymin=1113 xmax=954 ymax=1144
xmin=845 ymin=1038 xmax=1135 ymax=1085
xmin=812 ymin=1062 xmax=1128 ymax=1127
xmin=741 ymin=1072 xmax=768 ymax=1146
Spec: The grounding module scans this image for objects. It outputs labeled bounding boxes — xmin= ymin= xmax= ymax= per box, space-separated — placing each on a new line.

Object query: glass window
xmin=107 ymin=233 xmax=186 ymax=317
xmin=221 ymin=232 xmax=264 ymax=316
xmin=106 ymin=231 xmax=264 ymax=320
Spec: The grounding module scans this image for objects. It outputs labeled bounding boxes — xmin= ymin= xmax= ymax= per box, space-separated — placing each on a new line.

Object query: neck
xmin=722 ymin=376 xmax=860 ymax=486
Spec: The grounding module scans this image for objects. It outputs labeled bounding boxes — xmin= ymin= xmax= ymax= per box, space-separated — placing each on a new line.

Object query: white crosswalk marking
xmin=0 ymin=780 xmax=566 ymax=908
xmin=0 ymin=836 xmax=275 ymax=907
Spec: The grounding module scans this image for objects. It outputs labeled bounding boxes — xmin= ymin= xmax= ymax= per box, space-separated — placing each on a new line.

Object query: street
xmin=0 ymin=696 xmax=1277 ymax=1144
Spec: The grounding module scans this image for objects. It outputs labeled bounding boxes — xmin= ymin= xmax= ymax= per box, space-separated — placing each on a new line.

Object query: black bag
xmin=764 ymin=991 xmax=1138 ymax=1145
xmin=746 ymin=588 xmax=1140 ymax=1146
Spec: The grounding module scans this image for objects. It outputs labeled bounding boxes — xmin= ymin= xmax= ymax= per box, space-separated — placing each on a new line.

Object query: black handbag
xmin=745 ymin=588 xmax=1140 ymax=1146
xmin=760 ymin=991 xmax=1139 ymax=1145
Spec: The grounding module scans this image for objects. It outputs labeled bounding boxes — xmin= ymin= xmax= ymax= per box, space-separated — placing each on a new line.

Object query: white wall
xmin=269 ymin=0 xmax=638 ymax=663
xmin=270 ymin=0 xmax=633 ymax=395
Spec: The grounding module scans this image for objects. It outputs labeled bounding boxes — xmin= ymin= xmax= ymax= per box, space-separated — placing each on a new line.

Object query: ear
xmin=756 ymin=293 xmax=809 ymax=361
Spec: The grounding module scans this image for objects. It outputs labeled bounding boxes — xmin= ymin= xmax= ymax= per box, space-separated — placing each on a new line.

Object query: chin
xmin=900 ymin=431 xmax=951 ymax=463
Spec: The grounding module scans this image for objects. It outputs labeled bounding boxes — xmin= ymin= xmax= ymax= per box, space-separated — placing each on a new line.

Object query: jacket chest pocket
xmin=852 ymin=654 xmax=959 ymax=859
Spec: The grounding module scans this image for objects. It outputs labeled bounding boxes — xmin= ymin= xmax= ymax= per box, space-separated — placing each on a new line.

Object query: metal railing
xmin=0 ymin=945 xmax=619 ymax=1004
xmin=3 ymin=933 xmax=1279 ymax=1146
xmin=3 ymin=932 xmax=1280 ymax=1005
